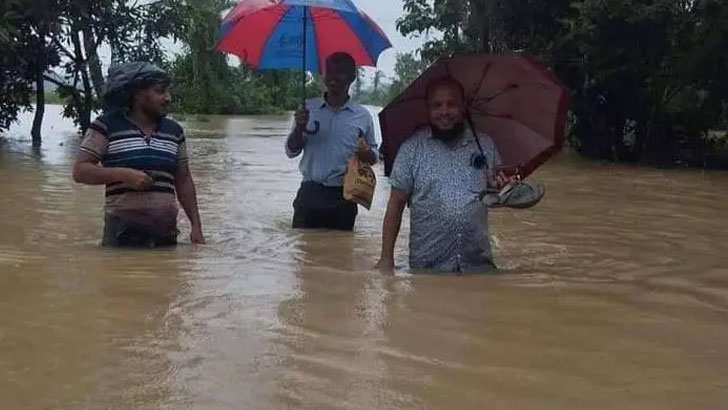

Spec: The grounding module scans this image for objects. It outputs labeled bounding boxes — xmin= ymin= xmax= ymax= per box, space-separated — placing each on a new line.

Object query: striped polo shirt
xmin=79 ymin=111 xmax=187 ymax=214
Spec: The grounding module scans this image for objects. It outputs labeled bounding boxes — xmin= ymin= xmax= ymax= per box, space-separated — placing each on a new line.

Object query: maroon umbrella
xmin=379 ymin=53 xmax=570 ymax=178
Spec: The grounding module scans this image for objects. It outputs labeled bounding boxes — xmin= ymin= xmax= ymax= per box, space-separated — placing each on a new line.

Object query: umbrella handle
xmin=465 ymin=109 xmax=488 ymax=168
xmin=465 ymin=109 xmax=524 ymax=180
xmin=466 ymin=110 xmax=525 ymax=180
xmin=305 ymin=120 xmax=320 ymax=134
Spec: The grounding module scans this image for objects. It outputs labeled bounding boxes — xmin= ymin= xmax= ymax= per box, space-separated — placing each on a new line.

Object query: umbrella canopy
xmin=379 ymin=53 xmax=571 ymax=178
xmin=217 ymin=0 xmax=391 ymax=73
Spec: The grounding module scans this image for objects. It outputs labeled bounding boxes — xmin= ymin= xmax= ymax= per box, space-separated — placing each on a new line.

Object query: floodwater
xmin=2 ymin=105 xmax=728 ymax=410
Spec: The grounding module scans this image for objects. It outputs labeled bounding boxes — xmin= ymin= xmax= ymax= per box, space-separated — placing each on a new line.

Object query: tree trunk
xmin=71 ymin=31 xmax=94 ymax=133
xmin=470 ymin=0 xmax=490 ymax=53
xmin=71 ymin=29 xmax=93 ymax=133
xmin=31 ymin=68 xmax=44 ymax=146
xmin=82 ymin=26 xmax=105 ymax=99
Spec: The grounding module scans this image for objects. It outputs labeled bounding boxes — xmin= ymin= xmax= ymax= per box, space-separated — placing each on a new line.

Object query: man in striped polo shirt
xmin=73 ymin=62 xmax=204 ymax=247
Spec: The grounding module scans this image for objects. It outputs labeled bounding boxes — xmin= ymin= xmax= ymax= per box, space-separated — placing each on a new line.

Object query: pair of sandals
xmin=476 ymin=180 xmax=546 ymax=209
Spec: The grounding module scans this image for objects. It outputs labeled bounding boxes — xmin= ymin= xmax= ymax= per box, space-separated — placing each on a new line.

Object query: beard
xmin=431 ymin=121 xmax=465 ymax=143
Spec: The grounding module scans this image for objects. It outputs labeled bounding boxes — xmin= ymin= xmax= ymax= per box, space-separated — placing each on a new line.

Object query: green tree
xmin=398 ymin=0 xmax=570 ymax=60
xmin=388 ymin=52 xmax=427 ymax=101
xmin=396 ymin=0 xmax=728 ymax=168
xmin=170 ymin=0 xmax=238 ymax=114
xmin=41 ymin=0 xmax=185 ymax=133
xmin=557 ymin=0 xmax=728 ymax=166
xmin=0 ymin=0 xmax=34 ymax=133
xmin=0 ymin=0 xmax=60 ymax=142
xmin=23 ymin=1 xmax=62 ymax=145
xmin=373 ymin=70 xmax=384 ymax=94
xmin=397 ymin=0 xmax=473 ymax=61
xmin=354 ymin=67 xmax=364 ymax=100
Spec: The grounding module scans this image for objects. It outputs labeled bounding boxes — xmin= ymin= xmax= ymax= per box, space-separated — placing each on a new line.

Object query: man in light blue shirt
xmin=286 ymin=52 xmax=378 ymax=230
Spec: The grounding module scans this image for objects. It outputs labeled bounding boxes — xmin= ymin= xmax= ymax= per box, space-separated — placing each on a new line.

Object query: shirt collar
xmin=122 ymin=111 xmax=162 ymax=134
xmin=319 ymin=94 xmax=354 ymax=112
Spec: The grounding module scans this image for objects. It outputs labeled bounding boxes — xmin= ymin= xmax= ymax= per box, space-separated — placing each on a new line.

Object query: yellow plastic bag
xmin=343 ymin=139 xmax=376 ymax=210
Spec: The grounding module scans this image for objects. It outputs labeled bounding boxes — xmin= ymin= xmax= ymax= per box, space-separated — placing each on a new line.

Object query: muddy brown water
xmin=1 ymin=105 xmax=728 ymax=409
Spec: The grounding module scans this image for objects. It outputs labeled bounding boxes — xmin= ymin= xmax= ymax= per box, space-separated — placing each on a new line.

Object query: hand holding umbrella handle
xmin=495 ymin=165 xmax=522 ymax=181
xmin=294 ymin=107 xmax=320 ymax=135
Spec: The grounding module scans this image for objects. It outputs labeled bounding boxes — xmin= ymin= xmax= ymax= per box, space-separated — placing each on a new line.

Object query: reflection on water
xmin=2 ymin=105 xmax=728 ymax=409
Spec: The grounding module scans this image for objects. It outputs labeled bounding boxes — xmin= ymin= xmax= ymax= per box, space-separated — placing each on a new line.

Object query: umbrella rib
xmin=483 ymin=84 xmax=520 ymax=102
xmin=472 ymin=109 xmax=552 ymax=147
xmin=480 ymin=112 xmax=512 ymax=119
xmin=467 ymin=63 xmax=491 ymax=106
xmin=389 ymin=86 xmax=519 ymax=110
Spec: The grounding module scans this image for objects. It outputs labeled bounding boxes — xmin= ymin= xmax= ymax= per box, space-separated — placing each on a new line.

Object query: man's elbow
xmin=285 ymin=149 xmax=299 ymax=159
xmin=72 ymin=163 xmax=85 ymax=184
xmin=285 ymin=143 xmax=302 ymax=159
xmin=177 ymin=172 xmax=197 ymax=192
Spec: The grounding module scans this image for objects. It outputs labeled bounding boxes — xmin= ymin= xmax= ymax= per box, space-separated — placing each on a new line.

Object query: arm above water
xmin=73 ymin=153 xmax=146 ymax=186
xmin=175 ymin=161 xmax=205 ymax=244
xmin=376 ymin=188 xmax=409 ymax=273
xmin=286 ymin=106 xmax=309 ymax=158
xmin=72 ymin=127 xmax=151 ymax=189
xmin=375 ymin=136 xmax=417 ymax=273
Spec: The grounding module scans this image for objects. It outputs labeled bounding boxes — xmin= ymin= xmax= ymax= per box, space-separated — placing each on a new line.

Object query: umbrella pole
xmin=300 ymin=7 xmax=319 ymax=135
xmin=301 ymin=6 xmax=307 ymax=107
xmin=465 ymin=110 xmax=486 ymax=158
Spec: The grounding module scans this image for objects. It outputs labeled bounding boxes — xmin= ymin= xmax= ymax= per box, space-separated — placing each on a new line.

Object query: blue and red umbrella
xmin=217 ymin=0 xmax=391 ymax=75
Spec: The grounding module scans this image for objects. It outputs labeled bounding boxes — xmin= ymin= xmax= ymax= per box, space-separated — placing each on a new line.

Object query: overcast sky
xmin=351 ymin=0 xmax=427 ymax=82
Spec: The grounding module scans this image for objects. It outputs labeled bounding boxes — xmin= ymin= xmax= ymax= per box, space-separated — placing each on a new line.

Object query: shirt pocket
xmin=463 ymin=162 xmax=487 ymax=191
xmin=343 ymin=123 xmax=366 ymax=148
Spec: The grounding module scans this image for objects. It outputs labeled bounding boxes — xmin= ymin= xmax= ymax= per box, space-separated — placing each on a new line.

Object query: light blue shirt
xmin=286 ymin=97 xmax=378 ymax=187
xmin=390 ymin=126 xmax=501 ymax=273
